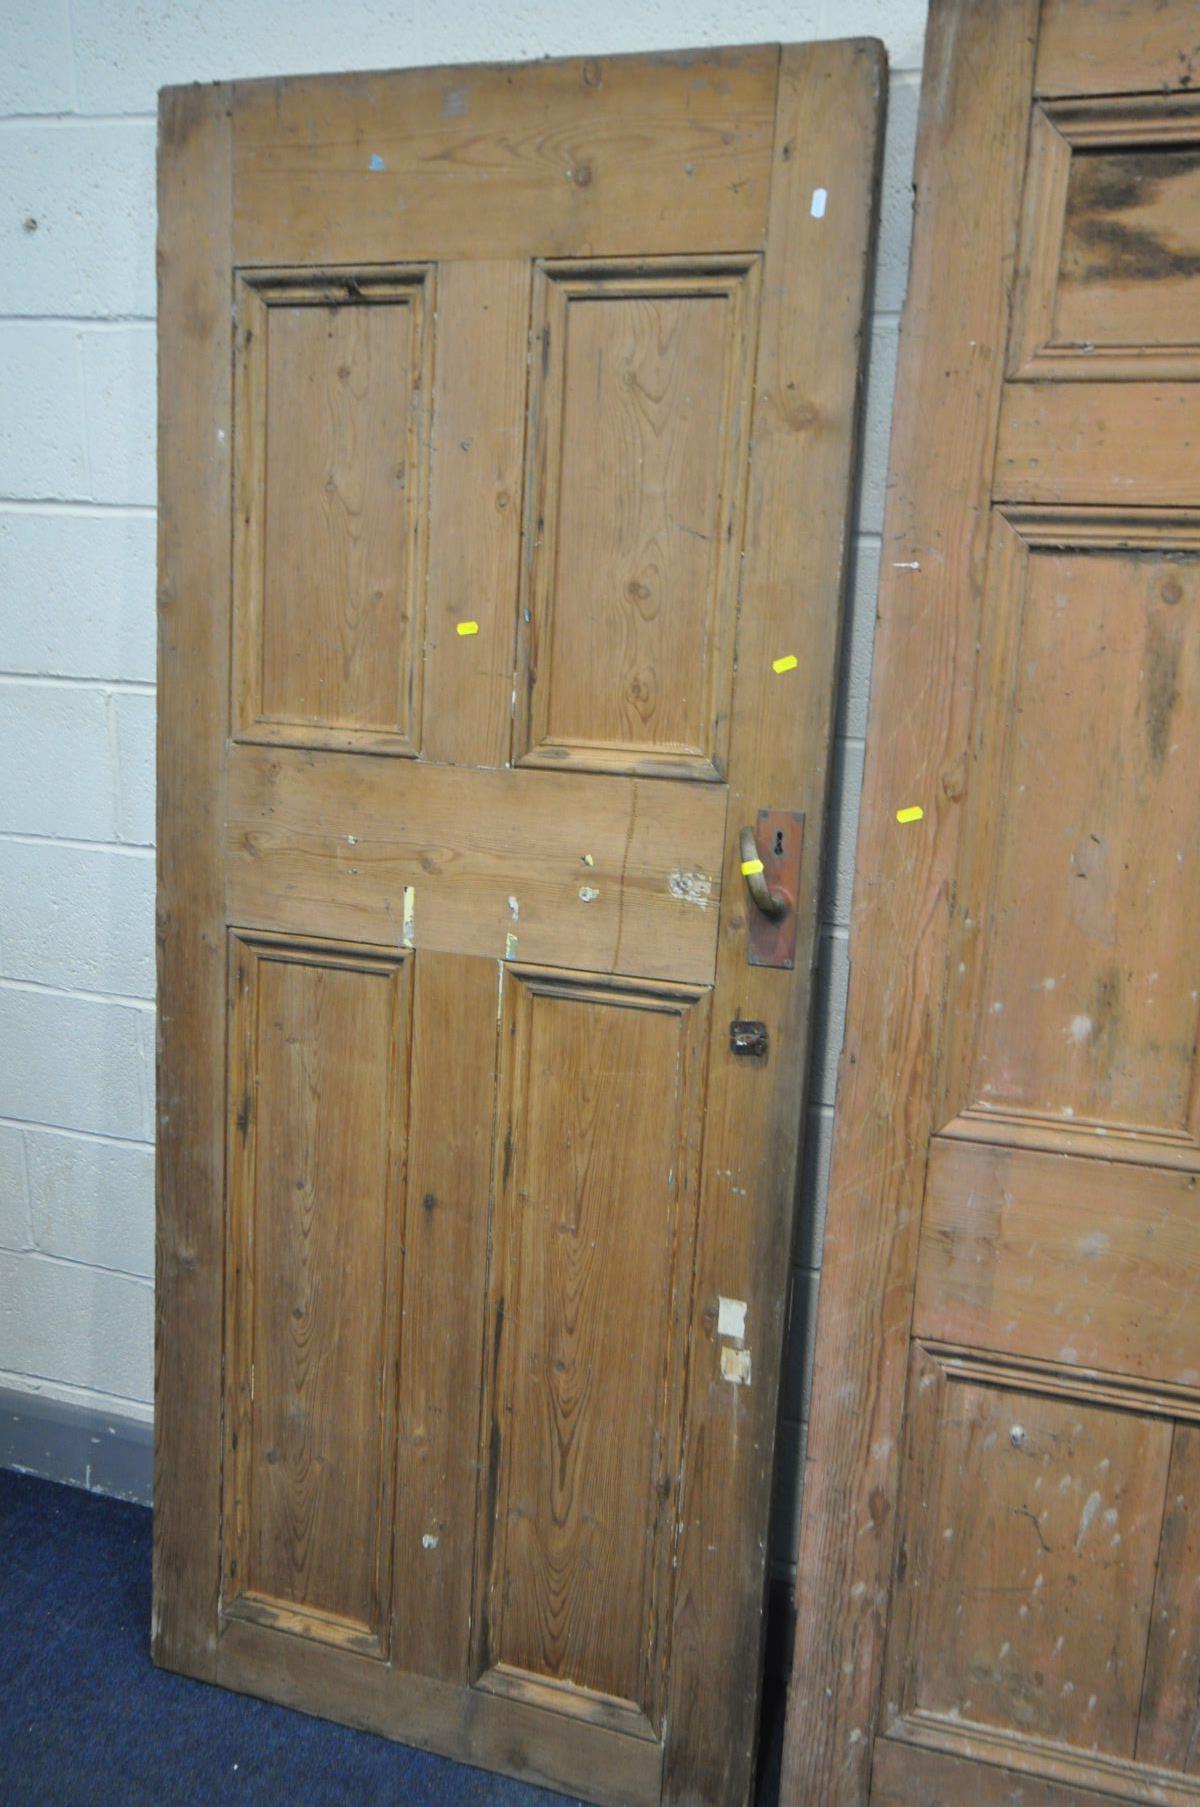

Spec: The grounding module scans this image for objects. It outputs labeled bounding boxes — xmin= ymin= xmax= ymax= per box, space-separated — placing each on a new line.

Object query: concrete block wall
xmin=0 ymin=0 xmax=924 ymax=1571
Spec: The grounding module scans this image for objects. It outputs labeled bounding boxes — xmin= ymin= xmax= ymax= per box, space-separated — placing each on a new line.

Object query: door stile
xmin=664 ymin=39 xmax=887 ymax=1807
xmin=154 ymin=81 xmax=236 ymax=1680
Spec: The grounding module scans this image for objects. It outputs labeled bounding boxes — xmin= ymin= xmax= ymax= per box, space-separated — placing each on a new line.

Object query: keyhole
xmin=773 ymin=830 xmax=785 ymax=858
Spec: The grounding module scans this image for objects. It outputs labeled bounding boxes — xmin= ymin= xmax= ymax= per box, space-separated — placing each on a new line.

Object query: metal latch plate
xmin=747 ymin=808 xmax=805 ymax=970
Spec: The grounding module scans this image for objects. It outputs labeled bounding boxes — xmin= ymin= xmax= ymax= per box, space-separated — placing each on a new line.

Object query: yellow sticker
xmin=456 ymin=620 xmax=480 ymax=637
xmin=896 ymin=805 xmax=924 ymax=824
xmin=740 ymin=857 xmax=764 ymax=877
xmin=772 ymin=653 xmax=798 ymax=674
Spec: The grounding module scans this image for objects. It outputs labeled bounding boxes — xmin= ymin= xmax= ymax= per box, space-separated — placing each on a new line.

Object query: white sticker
xmin=720 ymin=1346 xmax=752 ymax=1386
xmin=717 ymin=1296 xmax=748 ymax=1340
xmin=810 ymin=186 xmax=828 ymax=219
xmin=402 ymin=884 xmax=415 ymax=949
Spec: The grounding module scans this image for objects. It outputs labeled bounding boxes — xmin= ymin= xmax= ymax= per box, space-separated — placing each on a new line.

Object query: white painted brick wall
xmin=0 ymin=510 xmax=156 ymax=680
xmin=0 ymin=0 xmax=926 ymax=1564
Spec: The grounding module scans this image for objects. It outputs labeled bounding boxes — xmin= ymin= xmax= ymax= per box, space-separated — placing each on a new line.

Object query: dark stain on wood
xmin=477 ymin=1294 xmax=507 ymax=1664
xmin=1145 ymin=608 xmax=1182 ymax=764
xmin=1063 ymin=148 xmax=1200 ymax=283
xmin=1089 ymin=961 xmax=1124 ymax=1074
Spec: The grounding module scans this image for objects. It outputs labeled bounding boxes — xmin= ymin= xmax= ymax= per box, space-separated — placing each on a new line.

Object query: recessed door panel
xmin=967 ymin=526 xmax=1200 ymax=1140
xmin=889 ymin=1348 xmax=1171 ymax=1759
xmin=1139 ymin=1424 xmax=1200 ymax=1772
xmin=1058 ymin=145 xmax=1200 ymax=348
xmin=476 ymin=970 xmax=708 ymax=1735
xmin=232 ymin=269 xmax=431 ymax=752
xmin=222 ymin=933 xmax=408 ymax=1655
xmin=517 ymin=260 xmax=758 ymax=779
xmin=1011 ymin=98 xmax=1200 ymax=381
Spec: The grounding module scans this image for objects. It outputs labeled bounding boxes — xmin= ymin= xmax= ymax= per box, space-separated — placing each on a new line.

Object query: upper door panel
xmin=233 ymin=268 xmax=433 ymax=753
xmin=517 ymin=257 xmax=759 ymax=780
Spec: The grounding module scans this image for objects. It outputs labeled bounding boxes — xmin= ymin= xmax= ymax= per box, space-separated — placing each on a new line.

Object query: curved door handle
xmin=739 ymin=826 xmax=788 ymax=919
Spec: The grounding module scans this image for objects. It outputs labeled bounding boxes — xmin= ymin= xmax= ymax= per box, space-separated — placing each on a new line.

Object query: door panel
xmin=948 ymin=518 xmax=1200 ymax=1142
xmin=786 ymin=6 xmax=1200 ymax=1807
xmin=477 ymin=971 xmax=708 ymax=1736
xmin=1139 ymin=1425 xmax=1200 ymax=1773
xmin=1010 ymin=97 xmax=1200 ymax=382
xmin=886 ymin=1347 xmax=1172 ymax=1758
xmin=1055 ymin=142 xmax=1200 ymax=354
xmin=156 ymin=42 xmax=884 ymax=1807
xmin=222 ymin=933 xmax=409 ymax=1656
xmin=517 ymin=258 xmax=758 ymax=779
xmin=233 ymin=269 xmax=432 ymax=752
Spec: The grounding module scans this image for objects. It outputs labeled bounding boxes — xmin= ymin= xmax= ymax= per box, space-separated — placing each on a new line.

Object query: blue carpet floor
xmin=0 ymin=1470 xmax=784 ymax=1805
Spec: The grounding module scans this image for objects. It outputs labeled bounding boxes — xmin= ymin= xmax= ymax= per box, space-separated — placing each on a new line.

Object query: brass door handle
xmin=739 ymin=826 xmax=788 ymax=919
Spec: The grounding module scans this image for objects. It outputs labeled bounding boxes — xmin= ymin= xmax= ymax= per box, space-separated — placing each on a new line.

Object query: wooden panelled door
xmin=786 ymin=3 xmax=1200 ymax=1806
xmin=154 ymin=44 xmax=883 ymax=1807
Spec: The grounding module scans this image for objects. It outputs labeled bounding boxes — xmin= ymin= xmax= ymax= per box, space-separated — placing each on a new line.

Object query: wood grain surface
xmin=784 ymin=5 xmax=1200 ymax=1805
xmin=1037 ymin=0 xmax=1200 ymax=97
xmin=222 ymin=935 xmax=408 ymax=1655
xmin=153 ymin=81 xmax=234 ymax=1682
xmin=476 ymin=971 xmax=708 ymax=1737
xmin=783 ymin=8 xmax=1040 ymax=1797
xmin=157 ymin=40 xmax=884 ymax=1806
xmin=668 ymin=38 xmax=886 ymax=1806
xmin=224 ymin=745 xmax=726 ymax=986
xmin=518 ymin=260 xmax=757 ymax=779
xmin=231 ymin=48 xmax=778 ymax=266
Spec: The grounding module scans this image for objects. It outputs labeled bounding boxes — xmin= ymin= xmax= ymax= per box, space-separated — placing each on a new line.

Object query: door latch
xmin=730 ymin=1019 xmax=769 ymax=1058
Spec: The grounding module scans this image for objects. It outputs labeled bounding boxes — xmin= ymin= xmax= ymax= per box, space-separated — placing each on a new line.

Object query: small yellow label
xmin=456 ymin=620 xmax=480 ymax=637
xmin=896 ymin=805 xmax=924 ymax=824
xmin=772 ymin=653 xmax=798 ymax=674
xmin=740 ymin=857 xmax=764 ymax=877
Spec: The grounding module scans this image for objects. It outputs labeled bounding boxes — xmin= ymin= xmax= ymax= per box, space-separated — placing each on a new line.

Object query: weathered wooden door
xmin=155 ymin=43 xmax=883 ymax=1807
xmin=786 ymin=3 xmax=1200 ymax=1805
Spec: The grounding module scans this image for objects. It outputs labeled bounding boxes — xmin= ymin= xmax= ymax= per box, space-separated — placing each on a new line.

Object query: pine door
xmin=155 ymin=43 xmax=883 ymax=1807
xmin=787 ymin=4 xmax=1200 ymax=1805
